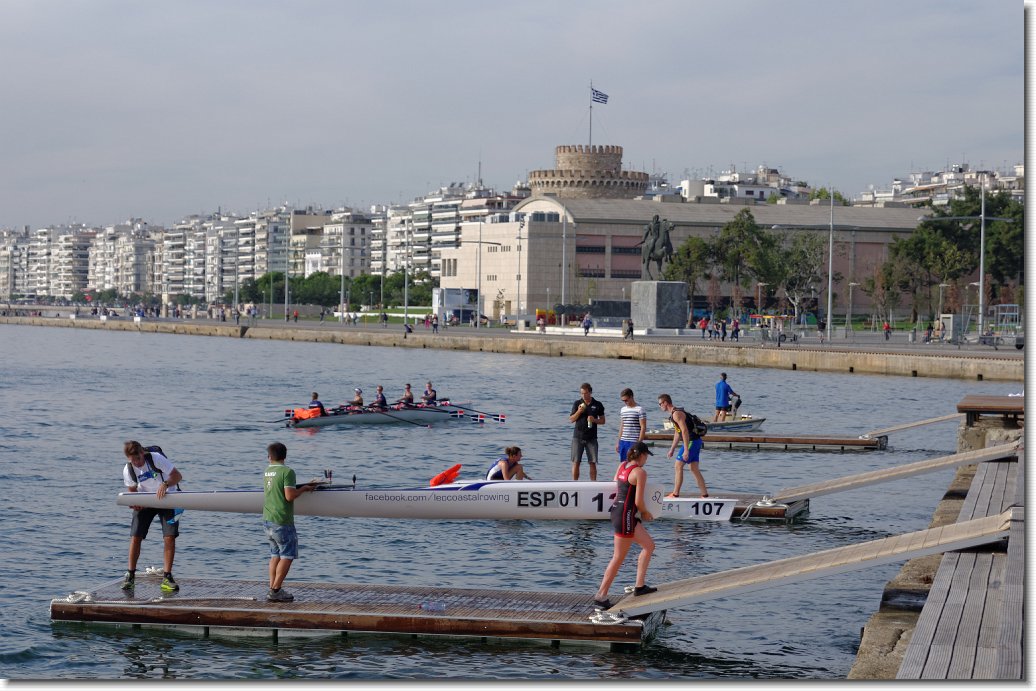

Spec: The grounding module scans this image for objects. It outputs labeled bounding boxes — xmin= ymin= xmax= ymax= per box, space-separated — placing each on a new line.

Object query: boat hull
xmin=706 ymin=417 xmax=765 ymax=433
xmin=289 ymin=405 xmax=461 ymax=428
xmin=116 ymin=481 xmax=736 ymax=522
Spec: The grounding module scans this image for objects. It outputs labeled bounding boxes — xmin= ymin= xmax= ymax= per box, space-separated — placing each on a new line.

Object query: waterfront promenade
xmin=4 ymin=313 xmax=1023 ymax=382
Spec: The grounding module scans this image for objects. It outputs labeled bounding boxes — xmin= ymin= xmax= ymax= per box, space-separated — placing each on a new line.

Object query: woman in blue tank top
xmin=485 ymin=446 xmax=529 ymax=480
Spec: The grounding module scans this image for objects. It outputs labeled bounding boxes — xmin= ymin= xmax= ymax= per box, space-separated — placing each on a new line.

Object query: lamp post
xmin=339 ymin=225 xmax=345 ymax=324
xmin=846 ymin=282 xmax=859 ymax=338
xmin=404 ymin=219 xmax=410 ymax=326
xmin=475 ymin=217 xmax=482 ymax=329
xmin=283 ymin=233 xmax=290 ymax=322
xmin=515 ymin=218 xmax=526 ymax=320
xmin=826 ymin=191 xmax=834 ymax=344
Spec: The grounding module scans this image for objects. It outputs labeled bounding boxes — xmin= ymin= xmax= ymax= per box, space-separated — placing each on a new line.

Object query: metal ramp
xmin=608 ymin=509 xmax=1014 ymax=618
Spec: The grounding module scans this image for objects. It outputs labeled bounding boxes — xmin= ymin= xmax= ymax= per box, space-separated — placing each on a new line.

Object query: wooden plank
xmin=614 ymin=511 xmax=1010 ymax=617
xmin=864 ymin=412 xmax=963 ymax=438
xmin=956 ymin=395 xmax=1025 ymax=415
xmin=946 ymin=553 xmax=994 ymax=678
xmin=772 ymin=443 xmax=1018 ymax=504
xmin=643 ymin=432 xmax=883 ymax=450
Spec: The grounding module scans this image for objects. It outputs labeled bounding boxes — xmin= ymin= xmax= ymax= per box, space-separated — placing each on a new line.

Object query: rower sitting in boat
xmin=348 ymin=388 xmax=364 ymax=408
xmin=422 ymin=381 xmax=437 ymax=405
xmin=397 ymin=383 xmax=414 ymax=407
xmin=486 ymin=446 xmax=530 ymax=480
xmin=309 ymin=392 xmax=327 ymax=417
xmin=370 ymin=385 xmax=388 ymax=410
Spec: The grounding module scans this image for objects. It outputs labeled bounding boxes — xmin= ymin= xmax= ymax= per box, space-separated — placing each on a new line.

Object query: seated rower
xmin=486 ymin=446 xmax=530 ymax=481
xmin=348 ymin=387 xmax=364 ymax=408
xmin=397 ymin=383 xmax=414 ymax=407
xmin=422 ymin=380 xmax=437 ymax=405
xmin=309 ymin=392 xmax=327 ymax=417
xmin=371 ymin=385 xmax=388 ymax=410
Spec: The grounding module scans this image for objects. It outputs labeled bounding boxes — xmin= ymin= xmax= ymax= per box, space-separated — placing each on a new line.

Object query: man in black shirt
xmin=568 ymin=382 xmax=606 ymax=481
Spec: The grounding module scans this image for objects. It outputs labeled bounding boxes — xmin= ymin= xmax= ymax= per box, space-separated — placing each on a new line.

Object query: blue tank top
xmin=486 ymin=456 xmax=515 ymax=480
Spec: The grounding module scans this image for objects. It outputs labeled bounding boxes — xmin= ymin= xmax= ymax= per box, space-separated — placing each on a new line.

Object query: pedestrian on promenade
xmin=883 ymin=320 xmax=891 ymax=340
xmin=262 ymin=442 xmax=320 ymax=602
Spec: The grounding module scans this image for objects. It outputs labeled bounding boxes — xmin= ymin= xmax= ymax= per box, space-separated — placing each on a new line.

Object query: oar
xmin=365 ymin=407 xmax=432 ymax=428
xmin=438 ymin=402 xmax=506 ymax=423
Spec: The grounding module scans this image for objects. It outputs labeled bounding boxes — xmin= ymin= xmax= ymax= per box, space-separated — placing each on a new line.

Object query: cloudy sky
xmin=0 ymin=0 xmax=1024 ymax=229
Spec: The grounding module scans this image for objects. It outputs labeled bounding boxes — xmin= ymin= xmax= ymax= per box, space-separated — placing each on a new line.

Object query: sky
xmin=0 ymin=0 xmax=1025 ymax=230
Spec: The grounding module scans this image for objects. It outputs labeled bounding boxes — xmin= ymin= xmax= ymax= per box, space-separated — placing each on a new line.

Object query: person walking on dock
xmin=121 ymin=441 xmax=183 ymax=593
xmin=569 ymin=382 xmax=605 ymax=481
xmin=593 ymin=441 xmax=656 ymax=609
xmin=658 ymin=394 xmax=709 ymax=499
xmin=262 ymin=442 xmax=319 ymax=603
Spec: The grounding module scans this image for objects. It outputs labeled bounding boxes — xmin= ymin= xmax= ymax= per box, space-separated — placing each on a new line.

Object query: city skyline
xmin=0 ymin=0 xmax=1024 ymax=230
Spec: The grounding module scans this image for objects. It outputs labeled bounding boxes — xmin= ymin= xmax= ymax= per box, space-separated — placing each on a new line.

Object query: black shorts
xmin=610 ymin=502 xmax=638 ymax=537
xmin=130 ymin=507 xmax=180 ymax=540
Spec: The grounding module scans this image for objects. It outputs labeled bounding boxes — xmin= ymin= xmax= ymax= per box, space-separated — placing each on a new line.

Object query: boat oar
xmin=438 ymin=402 xmax=506 ymax=423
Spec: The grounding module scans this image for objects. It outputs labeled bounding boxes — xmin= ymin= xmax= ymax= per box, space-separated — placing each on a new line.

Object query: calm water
xmin=0 ymin=324 xmax=1019 ymax=680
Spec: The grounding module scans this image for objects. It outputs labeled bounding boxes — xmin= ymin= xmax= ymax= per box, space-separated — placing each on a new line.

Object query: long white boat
xmin=286 ymin=401 xmax=482 ymax=428
xmin=655 ymin=415 xmax=766 ymax=435
xmin=116 ymin=481 xmax=737 ymax=522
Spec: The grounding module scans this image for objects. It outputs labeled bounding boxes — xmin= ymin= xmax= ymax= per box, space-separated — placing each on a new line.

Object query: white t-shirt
xmin=123 ymin=451 xmax=179 ymax=493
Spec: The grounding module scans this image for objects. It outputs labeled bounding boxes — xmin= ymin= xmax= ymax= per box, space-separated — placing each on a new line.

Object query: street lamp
xmin=339 ymin=225 xmax=345 ymax=324
xmin=846 ymin=282 xmax=859 ymax=338
xmin=515 ymin=218 xmax=526 ymax=320
xmin=937 ymin=283 xmax=949 ymax=322
xmin=825 ymin=191 xmax=834 ymax=344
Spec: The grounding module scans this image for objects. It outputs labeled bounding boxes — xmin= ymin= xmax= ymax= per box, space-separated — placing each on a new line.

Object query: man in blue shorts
xmin=658 ymin=394 xmax=709 ymax=499
xmin=263 ymin=442 xmax=319 ymax=603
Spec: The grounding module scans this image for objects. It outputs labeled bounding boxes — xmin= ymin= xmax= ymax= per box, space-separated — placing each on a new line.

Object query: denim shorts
xmin=264 ymin=521 xmax=298 ymax=559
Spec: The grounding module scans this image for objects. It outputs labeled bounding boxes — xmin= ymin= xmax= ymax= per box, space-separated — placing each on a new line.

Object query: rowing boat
xmin=656 ymin=415 xmax=766 ymax=434
xmin=286 ymin=401 xmax=469 ymax=428
xmin=116 ymin=480 xmax=737 ymax=522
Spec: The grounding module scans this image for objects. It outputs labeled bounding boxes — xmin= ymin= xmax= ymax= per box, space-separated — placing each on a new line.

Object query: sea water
xmin=0 ymin=324 xmax=1018 ymax=680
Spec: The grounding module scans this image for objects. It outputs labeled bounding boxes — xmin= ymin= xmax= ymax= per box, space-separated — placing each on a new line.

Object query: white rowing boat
xmin=656 ymin=415 xmax=766 ymax=434
xmin=116 ymin=480 xmax=737 ymax=522
xmin=286 ymin=401 xmax=488 ymax=428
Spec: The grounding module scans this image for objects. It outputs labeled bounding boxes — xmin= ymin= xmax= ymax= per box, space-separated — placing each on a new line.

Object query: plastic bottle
xmin=419 ymin=601 xmax=447 ymax=612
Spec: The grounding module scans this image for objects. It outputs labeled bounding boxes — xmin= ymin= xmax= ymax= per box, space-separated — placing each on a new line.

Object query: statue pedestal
xmin=631 ymin=281 xmax=688 ymax=330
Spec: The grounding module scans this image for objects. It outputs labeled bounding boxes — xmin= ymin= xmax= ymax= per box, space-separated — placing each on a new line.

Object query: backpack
xmin=688 ymin=413 xmax=708 ymax=439
xmin=126 ymin=445 xmax=181 ymax=489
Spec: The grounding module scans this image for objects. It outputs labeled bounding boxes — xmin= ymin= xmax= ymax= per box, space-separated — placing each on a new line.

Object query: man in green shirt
xmin=263 ymin=442 xmax=318 ymax=602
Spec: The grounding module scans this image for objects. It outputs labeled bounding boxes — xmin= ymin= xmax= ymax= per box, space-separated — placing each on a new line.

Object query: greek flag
xmin=591 ymin=88 xmax=609 ymax=104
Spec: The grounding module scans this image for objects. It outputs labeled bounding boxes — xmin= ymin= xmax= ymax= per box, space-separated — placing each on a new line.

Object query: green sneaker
xmin=160 ymin=575 xmax=179 ymax=592
xmin=120 ymin=571 xmax=135 ymax=590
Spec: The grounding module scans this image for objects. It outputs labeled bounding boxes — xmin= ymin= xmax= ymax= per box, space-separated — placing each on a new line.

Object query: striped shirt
xmin=618 ymin=404 xmax=646 ymax=442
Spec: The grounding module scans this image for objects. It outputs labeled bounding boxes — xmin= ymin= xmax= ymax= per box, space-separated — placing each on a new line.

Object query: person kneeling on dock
xmin=657 ymin=394 xmax=709 ymax=499
xmin=486 ymin=446 xmax=531 ymax=480
xmin=263 ymin=442 xmax=319 ymax=603
xmin=593 ymin=441 xmax=656 ymax=609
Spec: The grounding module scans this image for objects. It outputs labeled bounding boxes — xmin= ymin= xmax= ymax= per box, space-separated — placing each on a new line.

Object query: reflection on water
xmin=2 ymin=324 xmax=1018 ymax=680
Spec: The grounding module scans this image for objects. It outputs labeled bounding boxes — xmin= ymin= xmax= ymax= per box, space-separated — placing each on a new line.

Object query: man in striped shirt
xmin=615 ymin=388 xmax=647 ymax=462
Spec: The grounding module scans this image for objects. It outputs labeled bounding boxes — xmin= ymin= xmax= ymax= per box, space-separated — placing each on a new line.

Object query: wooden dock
xmin=644 ymin=431 xmax=886 ymax=452
xmin=956 ymin=394 xmax=1024 ymax=427
xmin=896 ymin=444 xmax=1024 ymax=679
xmin=50 ymin=577 xmax=662 ymax=649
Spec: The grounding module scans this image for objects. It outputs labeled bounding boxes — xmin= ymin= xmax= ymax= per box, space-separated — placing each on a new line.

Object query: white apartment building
xmin=320 ymin=209 xmax=372 ymax=279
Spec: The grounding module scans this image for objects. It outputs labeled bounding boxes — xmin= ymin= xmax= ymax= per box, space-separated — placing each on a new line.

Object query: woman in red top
xmin=593 ymin=441 xmax=656 ymax=609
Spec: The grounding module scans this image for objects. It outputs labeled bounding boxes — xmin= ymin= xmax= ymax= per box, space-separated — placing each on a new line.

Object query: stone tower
xmin=528 ymin=145 xmax=649 ymax=199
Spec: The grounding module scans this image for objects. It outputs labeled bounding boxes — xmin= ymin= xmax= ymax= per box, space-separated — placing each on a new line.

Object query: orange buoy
xmin=430 ymin=464 xmax=462 ymax=487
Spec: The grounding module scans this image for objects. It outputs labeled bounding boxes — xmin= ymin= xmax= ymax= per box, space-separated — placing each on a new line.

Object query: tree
xmin=809 ymin=187 xmax=850 ymax=206
xmin=773 ymin=231 xmax=825 ymax=323
xmin=712 ymin=209 xmax=769 ymax=318
xmin=662 ymin=235 xmax=712 ymax=313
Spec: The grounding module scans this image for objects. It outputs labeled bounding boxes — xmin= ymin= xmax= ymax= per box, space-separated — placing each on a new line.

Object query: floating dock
xmin=644 ymin=431 xmax=886 ymax=452
xmin=50 ymin=576 xmax=663 ymax=650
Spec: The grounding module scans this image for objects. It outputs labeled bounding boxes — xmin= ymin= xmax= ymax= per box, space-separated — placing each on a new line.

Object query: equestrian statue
xmin=636 ymin=214 xmax=674 ymax=280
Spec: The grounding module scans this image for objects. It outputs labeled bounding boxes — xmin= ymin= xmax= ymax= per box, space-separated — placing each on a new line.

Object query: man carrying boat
xmin=120 ymin=441 xmax=183 ymax=593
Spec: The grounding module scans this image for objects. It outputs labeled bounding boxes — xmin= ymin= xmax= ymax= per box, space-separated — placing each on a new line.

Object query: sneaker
xmin=633 ymin=585 xmax=657 ymax=597
xmin=160 ymin=575 xmax=179 ymax=592
xmin=267 ymin=588 xmax=294 ymax=603
xmin=120 ymin=571 xmax=135 ymax=590
xmin=593 ymin=598 xmax=612 ymax=609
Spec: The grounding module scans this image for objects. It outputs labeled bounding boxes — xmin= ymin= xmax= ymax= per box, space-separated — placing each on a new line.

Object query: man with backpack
xmin=657 ymin=394 xmax=709 ymax=499
xmin=121 ymin=440 xmax=183 ymax=592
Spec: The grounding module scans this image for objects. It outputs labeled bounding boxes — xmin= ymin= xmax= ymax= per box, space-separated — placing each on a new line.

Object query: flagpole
xmin=588 ymin=81 xmax=593 ymax=147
